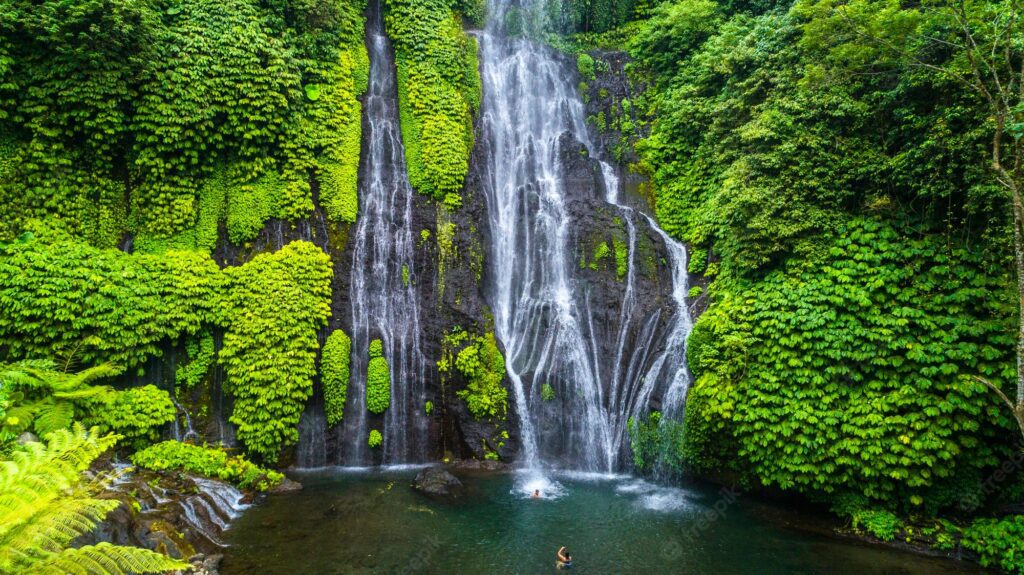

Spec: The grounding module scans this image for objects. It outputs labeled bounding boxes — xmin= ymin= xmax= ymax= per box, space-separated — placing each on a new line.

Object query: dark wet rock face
xmin=412 ymin=467 xmax=464 ymax=497
xmin=84 ymin=469 xmax=249 ymax=571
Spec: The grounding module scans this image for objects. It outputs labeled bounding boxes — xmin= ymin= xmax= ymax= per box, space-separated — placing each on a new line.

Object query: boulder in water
xmin=413 ymin=468 xmax=463 ymax=497
xmin=269 ymin=476 xmax=303 ymax=494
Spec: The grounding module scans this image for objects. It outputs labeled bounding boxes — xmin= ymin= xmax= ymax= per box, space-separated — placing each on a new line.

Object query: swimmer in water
xmin=556 ymin=546 xmax=572 ymax=569
xmin=532 ymin=489 xmax=541 ymax=499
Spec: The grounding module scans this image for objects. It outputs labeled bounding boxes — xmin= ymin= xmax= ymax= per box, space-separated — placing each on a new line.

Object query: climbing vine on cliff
xmin=366 ymin=339 xmax=391 ymax=414
xmin=387 ymin=0 xmax=481 ymax=202
xmin=321 ymin=330 xmax=352 ymax=426
xmin=219 ymin=241 xmax=332 ymax=461
xmin=0 ymin=0 xmax=368 ymax=247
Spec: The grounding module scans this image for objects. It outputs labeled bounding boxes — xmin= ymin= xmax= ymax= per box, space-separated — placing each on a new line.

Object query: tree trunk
xmin=1011 ymin=185 xmax=1024 ymax=406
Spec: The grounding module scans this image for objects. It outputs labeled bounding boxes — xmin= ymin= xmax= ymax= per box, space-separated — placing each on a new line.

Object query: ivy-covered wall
xmin=386 ymin=0 xmax=482 ymax=204
xmin=0 ymin=233 xmax=333 ymax=462
xmin=0 ymin=0 xmax=368 ymax=249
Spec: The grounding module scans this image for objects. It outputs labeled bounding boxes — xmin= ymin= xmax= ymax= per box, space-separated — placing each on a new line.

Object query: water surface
xmin=221 ymin=469 xmax=978 ymax=574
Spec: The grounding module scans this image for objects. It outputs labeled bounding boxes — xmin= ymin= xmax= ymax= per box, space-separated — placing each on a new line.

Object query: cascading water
xmin=341 ymin=7 xmax=428 ymax=465
xmin=477 ymin=0 xmax=693 ymax=473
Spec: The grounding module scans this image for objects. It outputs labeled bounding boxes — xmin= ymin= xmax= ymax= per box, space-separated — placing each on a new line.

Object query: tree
xmin=823 ymin=0 xmax=1024 ymax=438
xmin=0 ymin=425 xmax=189 ymax=574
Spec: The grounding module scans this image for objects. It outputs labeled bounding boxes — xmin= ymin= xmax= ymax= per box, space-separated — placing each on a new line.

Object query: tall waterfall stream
xmin=477 ymin=0 xmax=693 ymax=473
xmin=342 ymin=9 xmax=429 ymax=466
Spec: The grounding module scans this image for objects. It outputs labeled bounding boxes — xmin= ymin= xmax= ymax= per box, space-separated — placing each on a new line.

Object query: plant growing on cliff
xmin=321 ymin=330 xmax=352 ymax=427
xmin=0 ymin=425 xmax=189 ymax=575
xmin=386 ymin=0 xmax=481 ymax=200
xmin=131 ymin=440 xmax=283 ymax=492
xmin=0 ymin=237 xmax=224 ymax=370
xmin=0 ymin=362 xmax=118 ymax=439
xmin=453 ymin=333 xmax=508 ymax=420
xmin=79 ymin=386 xmax=177 ymax=451
xmin=219 ymin=241 xmax=333 ymax=461
xmin=802 ymin=0 xmax=1024 ymax=444
xmin=368 ymin=429 xmax=383 ymax=448
xmin=176 ymin=331 xmax=215 ymax=391
xmin=366 ymin=339 xmax=391 ymax=414
xmin=541 ymin=384 xmax=555 ymax=401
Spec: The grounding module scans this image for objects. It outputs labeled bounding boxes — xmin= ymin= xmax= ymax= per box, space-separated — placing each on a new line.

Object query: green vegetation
xmin=452 ymin=333 xmax=508 ymax=420
xmin=438 ymin=327 xmax=508 ymax=420
xmin=368 ymin=429 xmax=383 ymax=448
xmin=620 ymin=0 xmax=1021 ymax=532
xmin=541 ymin=383 xmax=555 ymax=401
xmin=80 ymin=386 xmax=177 ymax=451
xmin=176 ymin=331 xmax=215 ymax=390
xmin=628 ymin=412 xmax=685 ymax=474
xmin=321 ymin=330 xmax=353 ymax=427
xmin=683 ymin=220 xmax=1013 ymax=506
xmin=577 ymin=53 xmax=596 ymax=80
xmin=955 ymin=516 xmax=1024 ymax=573
xmin=220 ymin=241 xmax=333 ymax=460
xmin=0 ymin=0 xmax=368 ymax=247
xmin=386 ymin=0 xmax=481 ymax=201
xmin=366 ymin=339 xmax=392 ymax=414
xmin=0 ymin=233 xmax=331 ymax=462
xmin=1 ymin=362 xmax=174 ymax=451
xmin=131 ymin=440 xmax=284 ymax=492
xmin=849 ymin=508 xmax=903 ymax=542
xmin=0 ymin=426 xmax=188 ymax=575
xmin=0 ymin=235 xmax=223 ymax=370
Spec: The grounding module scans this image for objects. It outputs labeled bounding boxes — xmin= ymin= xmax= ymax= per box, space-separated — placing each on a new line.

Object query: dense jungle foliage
xmin=613 ymin=0 xmax=1024 ymax=565
xmin=0 ymin=0 xmax=1021 ymax=570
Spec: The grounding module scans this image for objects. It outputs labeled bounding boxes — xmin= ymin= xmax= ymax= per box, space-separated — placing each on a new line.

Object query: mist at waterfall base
xmin=219 ymin=469 xmax=978 ymax=575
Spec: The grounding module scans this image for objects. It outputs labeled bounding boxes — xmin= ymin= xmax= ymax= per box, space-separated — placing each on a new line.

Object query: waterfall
xmin=342 ymin=7 xmax=428 ymax=465
xmin=477 ymin=0 xmax=694 ymax=472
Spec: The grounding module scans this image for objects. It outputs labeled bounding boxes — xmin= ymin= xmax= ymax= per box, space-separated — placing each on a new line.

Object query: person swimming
xmin=532 ymin=489 xmax=541 ymax=499
xmin=556 ymin=546 xmax=572 ymax=569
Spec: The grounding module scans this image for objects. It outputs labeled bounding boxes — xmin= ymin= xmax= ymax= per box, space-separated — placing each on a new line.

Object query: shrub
xmin=0 ymin=238 xmax=223 ymax=370
xmin=131 ymin=440 xmax=284 ymax=492
xmin=387 ymin=0 xmax=480 ymax=200
xmin=369 ymin=338 xmax=384 ymax=359
xmin=453 ymin=333 xmax=508 ymax=420
xmin=577 ymin=53 xmax=596 ymax=80
xmin=958 ymin=516 xmax=1024 ymax=574
xmin=321 ymin=330 xmax=352 ymax=427
xmin=850 ymin=509 xmax=903 ymax=542
xmin=368 ymin=429 xmax=382 ymax=448
xmin=366 ymin=343 xmax=391 ymax=414
xmin=81 ymin=385 xmax=177 ymax=451
xmin=220 ymin=241 xmax=333 ymax=461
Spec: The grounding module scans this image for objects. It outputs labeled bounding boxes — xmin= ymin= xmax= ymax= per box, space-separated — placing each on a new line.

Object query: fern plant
xmin=0 ymin=424 xmax=188 ymax=574
xmin=0 ymin=361 xmax=119 ymax=438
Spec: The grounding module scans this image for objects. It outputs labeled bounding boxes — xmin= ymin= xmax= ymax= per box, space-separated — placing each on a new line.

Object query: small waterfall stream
xmin=342 ymin=7 xmax=428 ymax=465
xmin=477 ymin=0 xmax=694 ymax=473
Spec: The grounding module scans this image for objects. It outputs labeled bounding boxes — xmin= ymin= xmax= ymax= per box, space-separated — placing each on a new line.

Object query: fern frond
xmin=57 ymin=363 xmax=121 ymax=392
xmin=34 ymin=401 xmax=74 ymax=437
xmin=3 ymin=404 xmax=38 ymax=434
xmin=2 ymin=496 xmax=120 ymax=560
xmin=52 ymin=385 xmax=114 ymax=400
xmin=26 ymin=542 xmax=190 ymax=575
